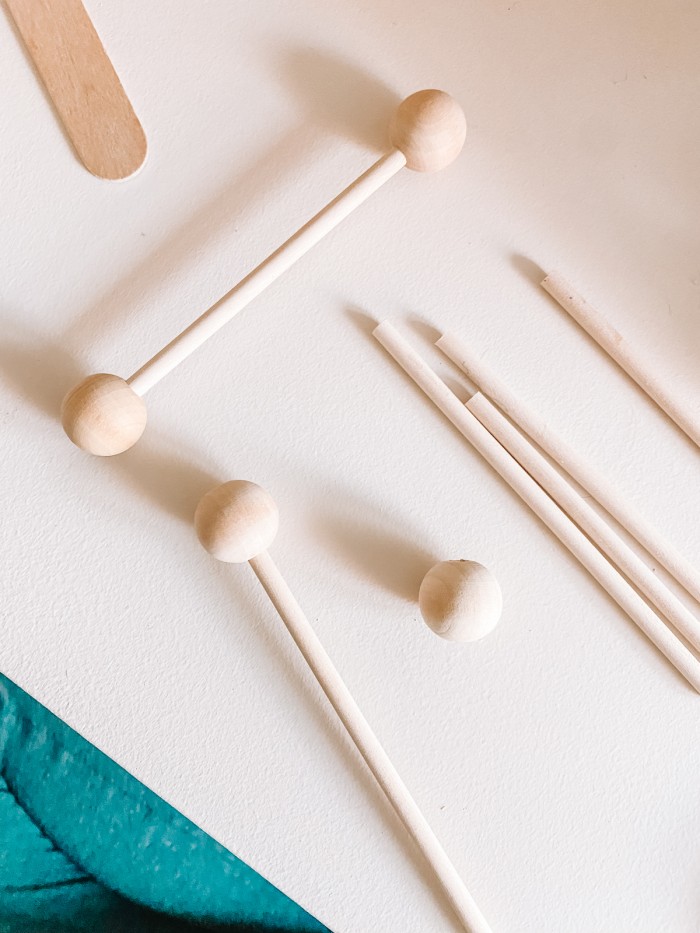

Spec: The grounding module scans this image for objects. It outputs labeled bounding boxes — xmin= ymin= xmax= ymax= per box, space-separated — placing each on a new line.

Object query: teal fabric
xmin=0 ymin=675 xmax=329 ymax=932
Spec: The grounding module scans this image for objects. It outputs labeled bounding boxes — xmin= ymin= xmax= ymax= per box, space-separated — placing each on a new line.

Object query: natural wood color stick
xmin=374 ymin=321 xmax=700 ymax=693
xmin=467 ymin=391 xmax=700 ymax=652
xmin=6 ymin=0 xmax=147 ymax=179
xmin=541 ymin=271 xmax=700 ymax=449
xmin=60 ymin=89 xmax=467 ymax=454
xmin=436 ymin=331 xmax=700 ymax=606
xmin=250 ymin=550 xmax=491 ymax=933
xmin=127 ymin=150 xmax=407 ymax=395
xmin=194 ymin=480 xmax=491 ymax=933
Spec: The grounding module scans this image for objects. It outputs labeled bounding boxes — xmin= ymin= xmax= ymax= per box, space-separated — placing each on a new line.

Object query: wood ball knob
xmin=195 ymin=481 xmax=279 ymax=563
xmin=419 ymin=560 xmax=502 ymax=642
xmin=391 ymin=90 xmax=466 ymax=172
xmin=61 ymin=373 xmax=147 ymax=456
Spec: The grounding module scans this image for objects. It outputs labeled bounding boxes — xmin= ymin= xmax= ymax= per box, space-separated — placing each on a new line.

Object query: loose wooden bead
xmin=60 ymin=373 xmax=147 ymax=456
xmin=390 ymin=90 xmax=467 ymax=172
xmin=419 ymin=560 xmax=502 ymax=642
xmin=194 ymin=481 xmax=279 ymax=563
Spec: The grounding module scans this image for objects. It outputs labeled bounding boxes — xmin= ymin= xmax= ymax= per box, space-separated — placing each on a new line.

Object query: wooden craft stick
xmin=467 ymin=391 xmax=700 ymax=652
xmin=6 ymin=0 xmax=147 ymax=179
xmin=60 ymin=89 xmax=467 ymax=455
xmin=436 ymin=332 xmax=700 ymax=606
xmin=374 ymin=321 xmax=700 ymax=693
xmin=194 ymin=480 xmax=492 ymax=933
xmin=541 ymin=271 xmax=700 ymax=449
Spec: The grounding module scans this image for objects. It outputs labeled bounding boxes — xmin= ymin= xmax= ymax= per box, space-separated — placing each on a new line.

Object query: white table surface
xmin=2 ymin=1 xmax=700 ymax=930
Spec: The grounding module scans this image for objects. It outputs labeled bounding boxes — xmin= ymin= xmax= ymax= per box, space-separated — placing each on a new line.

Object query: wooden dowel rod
xmin=436 ymin=332 xmax=700 ymax=606
xmin=541 ymin=271 xmax=700 ymax=449
xmin=126 ymin=151 xmax=406 ymax=395
xmin=467 ymin=392 xmax=700 ymax=652
xmin=374 ymin=321 xmax=700 ymax=692
xmin=61 ymin=89 xmax=468 ymax=455
xmin=249 ymin=549 xmax=492 ymax=933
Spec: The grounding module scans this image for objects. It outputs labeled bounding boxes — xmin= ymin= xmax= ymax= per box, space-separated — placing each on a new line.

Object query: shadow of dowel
xmin=0 ymin=328 xmax=82 ymax=419
xmin=314 ymin=505 xmax=436 ymax=603
xmin=273 ymin=46 xmax=400 ymax=151
xmin=111 ymin=436 xmax=219 ymax=525
xmin=510 ymin=253 xmax=546 ymax=287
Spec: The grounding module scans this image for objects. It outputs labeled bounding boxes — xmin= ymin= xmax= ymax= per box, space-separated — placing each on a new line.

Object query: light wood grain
xmin=419 ymin=560 xmax=502 ymax=642
xmin=60 ymin=373 xmax=146 ymax=456
xmin=195 ymin=480 xmax=491 ymax=933
xmin=374 ymin=321 xmax=700 ymax=693
xmin=6 ymin=0 xmax=147 ymax=179
xmin=467 ymin=391 xmax=700 ymax=653
xmin=436 ymin=331 xmax=700 ymax=606
xmin=541 ymin=271 xmax=700 ymax=448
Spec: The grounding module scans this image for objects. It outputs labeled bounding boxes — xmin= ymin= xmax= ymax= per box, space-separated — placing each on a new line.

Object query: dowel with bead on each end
xmin=61 ymin=90 xmax=467 ymax=457
xmin=374 ymin=321 xmax=700 ymax=693
xmin=194 ymin=480 xmax=492 ymax=933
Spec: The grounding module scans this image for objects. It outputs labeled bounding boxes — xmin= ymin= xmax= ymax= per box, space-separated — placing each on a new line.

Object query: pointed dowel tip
xmin=61 ymin=373 xmax=147 ymax=456
xmin=391 ymin=90 xmax=466 ymax=172
xmin=195 ymin=481 xmax=279 ymax=563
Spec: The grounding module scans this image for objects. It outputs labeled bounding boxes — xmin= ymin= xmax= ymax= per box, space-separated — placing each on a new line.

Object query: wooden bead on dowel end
xmin=194 ymin=480 xmax=492 ymax=933
xmin=61 ymin=90 xmax=466 ymax=456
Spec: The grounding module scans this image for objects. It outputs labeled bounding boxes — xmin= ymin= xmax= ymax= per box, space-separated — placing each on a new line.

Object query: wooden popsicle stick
xmin=467 ymin=391 xmax=700 ymax=652
xmin=541 ymin=271 xmax=700 ymax=449
xmin=194 ymin=480 xmax=492 ymax=933
xmin=60 ymin=89 xmax=467 ymax=455
xmin=436 ymin=331 xmax=700 ymax=606
xmin=374 ymin=321 xmax=700 ymax=693
xmin=6 ymin=0 xmax=147 ymax=179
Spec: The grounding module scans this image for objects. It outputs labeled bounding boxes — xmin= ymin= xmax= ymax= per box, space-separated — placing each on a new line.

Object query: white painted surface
xmin=1 ymin=1 xmax=699 ymax=931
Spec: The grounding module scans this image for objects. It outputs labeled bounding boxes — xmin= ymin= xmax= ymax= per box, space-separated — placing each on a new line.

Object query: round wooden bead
xmin=195 ymin=481 xmax=279 ymax=563
xmin=390 ymin=90 xmax=467 ymax=172
xmin=419 ymin=560 xmax=502 ymax=642
xmin=60 ymin=373 xmax=147 ymax=456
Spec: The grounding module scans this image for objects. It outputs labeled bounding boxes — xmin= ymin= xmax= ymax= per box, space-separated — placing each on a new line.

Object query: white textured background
xmin=1 ymin=1 xmax=700 ymax=930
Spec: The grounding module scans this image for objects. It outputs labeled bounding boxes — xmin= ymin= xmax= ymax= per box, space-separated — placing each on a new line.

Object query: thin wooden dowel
xmin=127 ymin=151 xmax=406 ymax=395
xmin=436 ymin=331 xmax=700 ymax=606
xmin=374 ymin=321 xmax=700 ymax=693
xmin=249 ymin=549 xmax=492 ymax=933
xmin=541 ymin=271 xmax=700 ymax=449
xmin=467 ymin=392 xmax=700 ymax=652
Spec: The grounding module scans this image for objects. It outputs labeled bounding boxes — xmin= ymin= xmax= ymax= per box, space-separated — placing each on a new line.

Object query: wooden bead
xmin=390 ymin=90 xmax=467 ymax=172
xmin=195 ymin=481 xmax=279 ymax=563
xmin=419 ymin=560 xmax=502 ymax=642
xmin=61 ymin=374 xmax=147 ymax=456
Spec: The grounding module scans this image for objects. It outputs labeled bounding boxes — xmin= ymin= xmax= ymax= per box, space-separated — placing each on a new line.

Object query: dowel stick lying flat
xmin=61 ymin=89 xmax=466 ymax=456
xmin=194 ymin=480 xmax=492 ymax=933
xmin=126 ymin=151 xmax=406 ymax=397
xmin=6 ymin=0 xmax=147 ymax=180
xmin=436 ymin=332 xmax=700 ymax=606
xmin=374 ymin=322 xmax=700 ymax=692
xmin=541 ymin=271 xmax=700 ymax=449
xmin=467 ymin=392 xmax=700 ymax=652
